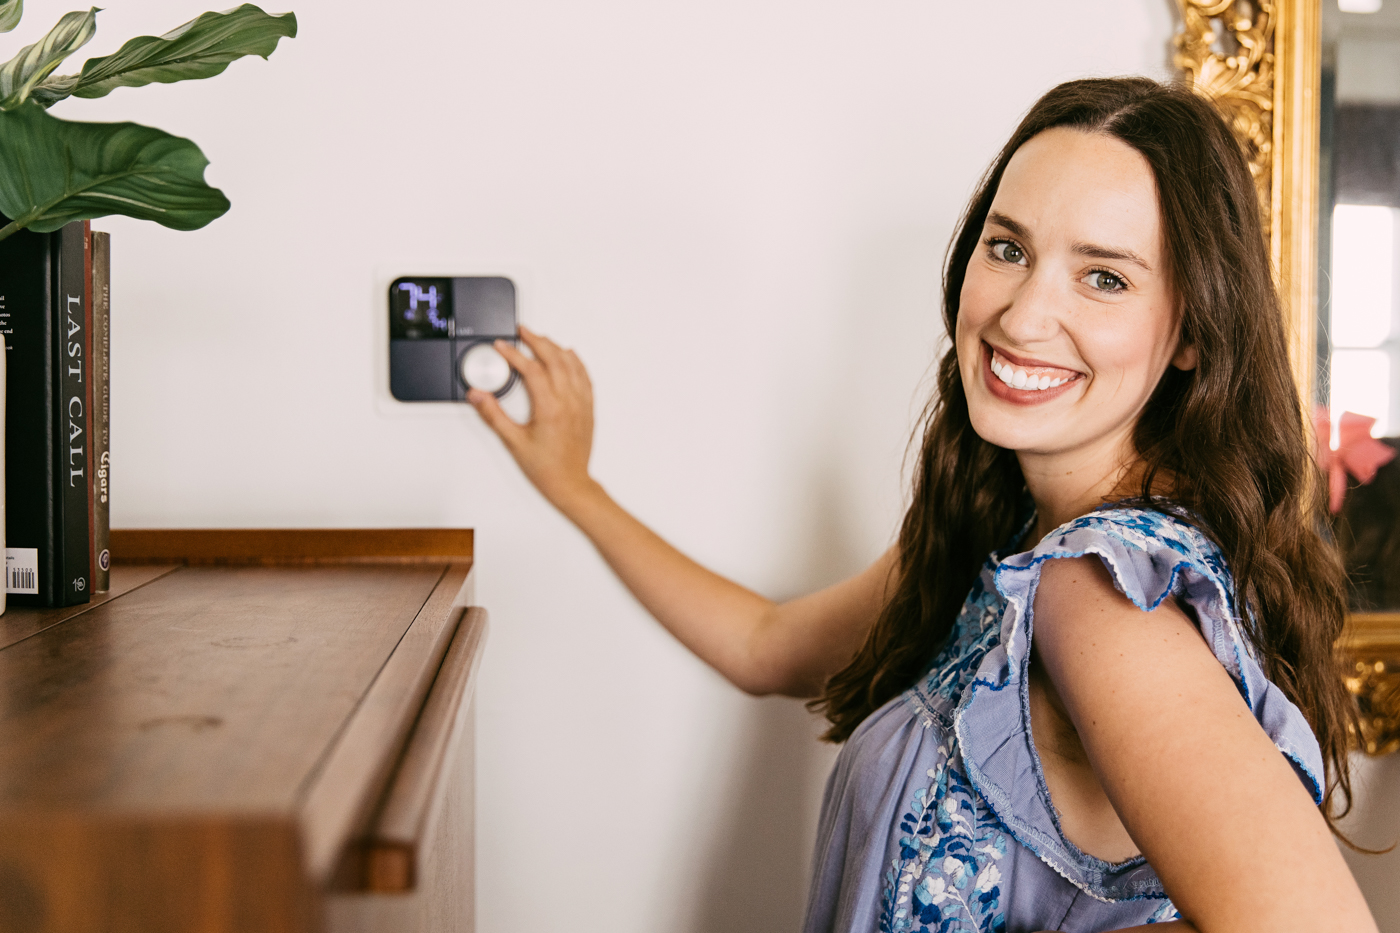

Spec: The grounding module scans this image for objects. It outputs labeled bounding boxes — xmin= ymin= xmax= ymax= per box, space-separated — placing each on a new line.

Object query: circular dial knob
xmin=460 ymin=343 xmax=512 ymax=394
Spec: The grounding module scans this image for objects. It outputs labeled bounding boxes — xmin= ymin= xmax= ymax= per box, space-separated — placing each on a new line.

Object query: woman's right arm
xmin=468 ymin=327 xmax=895 ymax=698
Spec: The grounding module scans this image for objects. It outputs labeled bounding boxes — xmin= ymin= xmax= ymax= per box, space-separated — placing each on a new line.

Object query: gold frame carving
xmin=1339 ymin=616 xmax=1400 ymax=755
xmin=1174 ymin=0 xmax=1400 ymax=755
xmin=1173 ymin=0 xmax=1319 ymax=398
xmin=1173 ymin=0 xmax=1277 ymax=232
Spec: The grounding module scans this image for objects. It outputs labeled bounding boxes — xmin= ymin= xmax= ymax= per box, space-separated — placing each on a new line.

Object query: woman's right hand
xmin=467 ymin=325 xmax=599 ymax=515
xmin=468 ymin=324 xmax=894 ymax=697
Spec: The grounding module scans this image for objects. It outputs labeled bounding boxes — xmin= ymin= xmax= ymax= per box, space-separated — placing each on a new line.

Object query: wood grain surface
xmin=324 ymin=713 xmax=477 ymax=933
xmin=111 ymin=529 xmax=473 ymax=565
xmin=363 ymin=607 xmax=489 ymax=892
xmin=0 ymin=564 xmax=445 ymax=812
xmin=0 ymin=564 xmax=177 ymax=651
xmin=0 ymin=530 xmax=480 ymax=933
xmin=299 ymin=564 xmax=473 ymax=886
xmin=0 ymin=813 xmax=314 ymax=933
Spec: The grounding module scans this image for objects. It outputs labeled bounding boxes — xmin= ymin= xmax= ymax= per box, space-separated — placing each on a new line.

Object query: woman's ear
xmin=1171 ymin=342 xmax=1199 ymax=371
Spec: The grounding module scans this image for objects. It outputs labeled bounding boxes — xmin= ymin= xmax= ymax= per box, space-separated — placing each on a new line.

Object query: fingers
xmin=505 ymin=326 xmax=594 ymax=408
xmin=467 ymin=388 xmax=527 ymax=450
xmin=517 ymin=326 xmax=583 ymax=387
xmin=512 ymin=327 xmax=558 ymax=388
xmin=558 ymin=344 xmax=590 ymax=388
xmin=494 ymin=339 xmax=562 ymax=422
xmin=521 ymin=325 xmax=592 ymax=395
xmin=469 ymin=326 xmax=596 ymax=509
xmin=518 ymin=325 xmax=569 ymax=371
xmin=494 ymin=339 xmax=545 ymax=388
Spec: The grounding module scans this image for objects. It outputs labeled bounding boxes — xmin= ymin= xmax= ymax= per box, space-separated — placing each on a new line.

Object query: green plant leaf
xmin=27 ymin=71 xmax=74 ymax=106
xmin=0 ymin=103 xmax=229 ymax=239
xmin=32 ymin=4 xmax=295 ymax=106
xmin=0 ymin=0 xmax=24 ymax=35
xmin=0 ymin=8 xmax=96 ymax=110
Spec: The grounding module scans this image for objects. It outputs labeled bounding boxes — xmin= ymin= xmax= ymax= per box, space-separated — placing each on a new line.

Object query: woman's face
xmin=955 ymin=126 xmax=1195 ymax=469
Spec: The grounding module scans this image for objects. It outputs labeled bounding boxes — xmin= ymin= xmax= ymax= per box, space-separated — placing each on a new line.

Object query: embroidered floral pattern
xmin=911 ymin=572 xmax=1004 ymax=719
xmin=879 ymin=736 xmax=1010 ymax=933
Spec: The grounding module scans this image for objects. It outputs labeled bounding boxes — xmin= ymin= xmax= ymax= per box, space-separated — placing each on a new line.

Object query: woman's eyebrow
xmin=1073 ymin=242 xmax=1153 ymax=272
xmin=986 ymin=211 xmax=1031 ymax=240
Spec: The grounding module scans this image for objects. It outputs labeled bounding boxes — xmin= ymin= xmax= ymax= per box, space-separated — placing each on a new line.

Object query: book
xmin=91 ymin=232 xmax=110 ymax=592
xmin=0 ymin=316 xmax=5 ymax=616
xmin=1 ymin=218 xmax=92 ymax=607
xmin=83 ymin=229 xmax=93 ymax=595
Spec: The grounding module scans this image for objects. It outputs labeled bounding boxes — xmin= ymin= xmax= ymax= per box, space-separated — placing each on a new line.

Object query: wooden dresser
xmin=0 ymin=529 xmax=486 ymax=933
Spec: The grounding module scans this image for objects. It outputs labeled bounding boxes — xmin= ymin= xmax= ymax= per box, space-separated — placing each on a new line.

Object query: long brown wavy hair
xmin=812 ymin=77 xmax=1358 ymax=830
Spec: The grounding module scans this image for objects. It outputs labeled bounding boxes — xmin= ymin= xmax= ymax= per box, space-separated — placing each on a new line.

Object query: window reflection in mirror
xmin=1319 ymin=0 xmax=1400 ymax=609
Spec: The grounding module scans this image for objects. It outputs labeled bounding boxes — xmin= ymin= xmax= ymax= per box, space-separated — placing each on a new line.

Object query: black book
xmin=1 ymin=218 xmax=92 ymax=607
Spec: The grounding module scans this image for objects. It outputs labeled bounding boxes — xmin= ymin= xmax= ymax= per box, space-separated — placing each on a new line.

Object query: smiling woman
xmin=468 ymin=77 xmax=1377 ymax=933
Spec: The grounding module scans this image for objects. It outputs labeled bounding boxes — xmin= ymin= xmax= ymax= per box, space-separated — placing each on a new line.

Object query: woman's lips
xmin=982 ymin=343 xmax=1082 ymax=402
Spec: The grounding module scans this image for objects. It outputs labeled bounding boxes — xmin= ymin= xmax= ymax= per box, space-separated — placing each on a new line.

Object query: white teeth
xmin=990 ymin=353 xmax=1074 ymax=391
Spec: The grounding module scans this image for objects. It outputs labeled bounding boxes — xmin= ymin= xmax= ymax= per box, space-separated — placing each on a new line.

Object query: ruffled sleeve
xmin=952 ymin=507 xmax=1325 ymax=901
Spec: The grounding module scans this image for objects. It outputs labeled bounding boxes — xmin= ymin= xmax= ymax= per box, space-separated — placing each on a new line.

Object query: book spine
xmin=52 ymin=221 xmax=90 ymax=605
xmin=91 ymin=232 xmax=110 ymax=591
xmin=1 ymin=221 xmax=58 ymax=606
xmin=0 ymin=322 xmax=5 ymax=616
xmin=84 ymin=225 xmax=95 ymax=593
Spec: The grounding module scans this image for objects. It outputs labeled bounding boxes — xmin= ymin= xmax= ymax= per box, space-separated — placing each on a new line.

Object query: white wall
xmin=24 ymin=1 xmax=1175 ymax=929
xmin=1342 ymin=752 xmax=1400 ymax=931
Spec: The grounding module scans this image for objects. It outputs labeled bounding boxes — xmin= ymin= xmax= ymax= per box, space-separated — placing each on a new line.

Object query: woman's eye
xmin=1085 ymin=270 xmax=1127 ymax=292
xmin=991 ymin=241 xmax=1026 ymax=265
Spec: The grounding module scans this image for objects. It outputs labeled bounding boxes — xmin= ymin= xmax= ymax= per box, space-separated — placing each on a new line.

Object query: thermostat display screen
xmin=390 ymin=277 xmax=452 ymax=340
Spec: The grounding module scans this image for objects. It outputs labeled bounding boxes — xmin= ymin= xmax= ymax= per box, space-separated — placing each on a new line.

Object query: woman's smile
xmin=982 ymin=341 xmax=1083 ymax=402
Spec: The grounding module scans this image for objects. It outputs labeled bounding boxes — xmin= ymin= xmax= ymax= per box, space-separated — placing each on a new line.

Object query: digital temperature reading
xmin=390 ymin=277 xmax=452 ymax=340
xmin=398 ymin=281 xmax=449 ymax=333
xmin=388 ymin=276 xmax=518 ymax=401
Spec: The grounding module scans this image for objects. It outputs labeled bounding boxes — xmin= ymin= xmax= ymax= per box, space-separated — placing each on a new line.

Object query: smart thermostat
xmin=389 ymin=276 xmax=518 ymax=401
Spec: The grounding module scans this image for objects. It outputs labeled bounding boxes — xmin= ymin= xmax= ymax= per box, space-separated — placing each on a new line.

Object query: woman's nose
xmin=997 ymin=270 xmax=1062 ymax=344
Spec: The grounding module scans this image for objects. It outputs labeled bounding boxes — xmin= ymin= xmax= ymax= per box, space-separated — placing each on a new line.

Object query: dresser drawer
xmin=0 ymin=529 xmax=486 ymax=933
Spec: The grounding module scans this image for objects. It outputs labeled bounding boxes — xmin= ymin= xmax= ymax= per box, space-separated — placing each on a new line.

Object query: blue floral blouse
xmin=801 ymin=506 xmax=1325 ymax=933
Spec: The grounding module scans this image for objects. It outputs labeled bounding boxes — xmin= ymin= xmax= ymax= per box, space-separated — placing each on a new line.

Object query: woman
xmin=468 ymin=78 xmax=1378 ymax=933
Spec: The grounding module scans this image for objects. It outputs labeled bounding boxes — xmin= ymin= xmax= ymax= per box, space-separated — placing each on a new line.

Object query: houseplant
xmin=0 ymin=2 xmax=294 ymax=612
xmin=0 ymin=1 xmax=297 ymax=240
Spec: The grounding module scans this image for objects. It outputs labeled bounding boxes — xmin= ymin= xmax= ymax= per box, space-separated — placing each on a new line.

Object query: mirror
xmin=1175 ymin=0 xmax=1400 ymax=754
xmin=1317 ymin=0 xmax=1400 ymax=614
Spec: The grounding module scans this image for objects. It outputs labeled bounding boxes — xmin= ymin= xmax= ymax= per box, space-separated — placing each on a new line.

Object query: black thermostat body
xmin=389 ymin=276 xmax=518 ymax=401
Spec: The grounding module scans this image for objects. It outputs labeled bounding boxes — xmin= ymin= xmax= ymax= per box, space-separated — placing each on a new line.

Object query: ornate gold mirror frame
xmin=1175 ymin=0 xmax=1400 ymax=755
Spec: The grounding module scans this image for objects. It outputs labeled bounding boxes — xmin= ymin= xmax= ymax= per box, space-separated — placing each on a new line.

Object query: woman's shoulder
xmin=1040 ymin=501 xmax=1220 ymax=560
xmin=1001 ymin=501 xmax=1233 ymax=614
xmin=988 ymin=499 xmax=1324 ymax=801
xmin=950 ymin=500 xmax=1325 ymax=903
